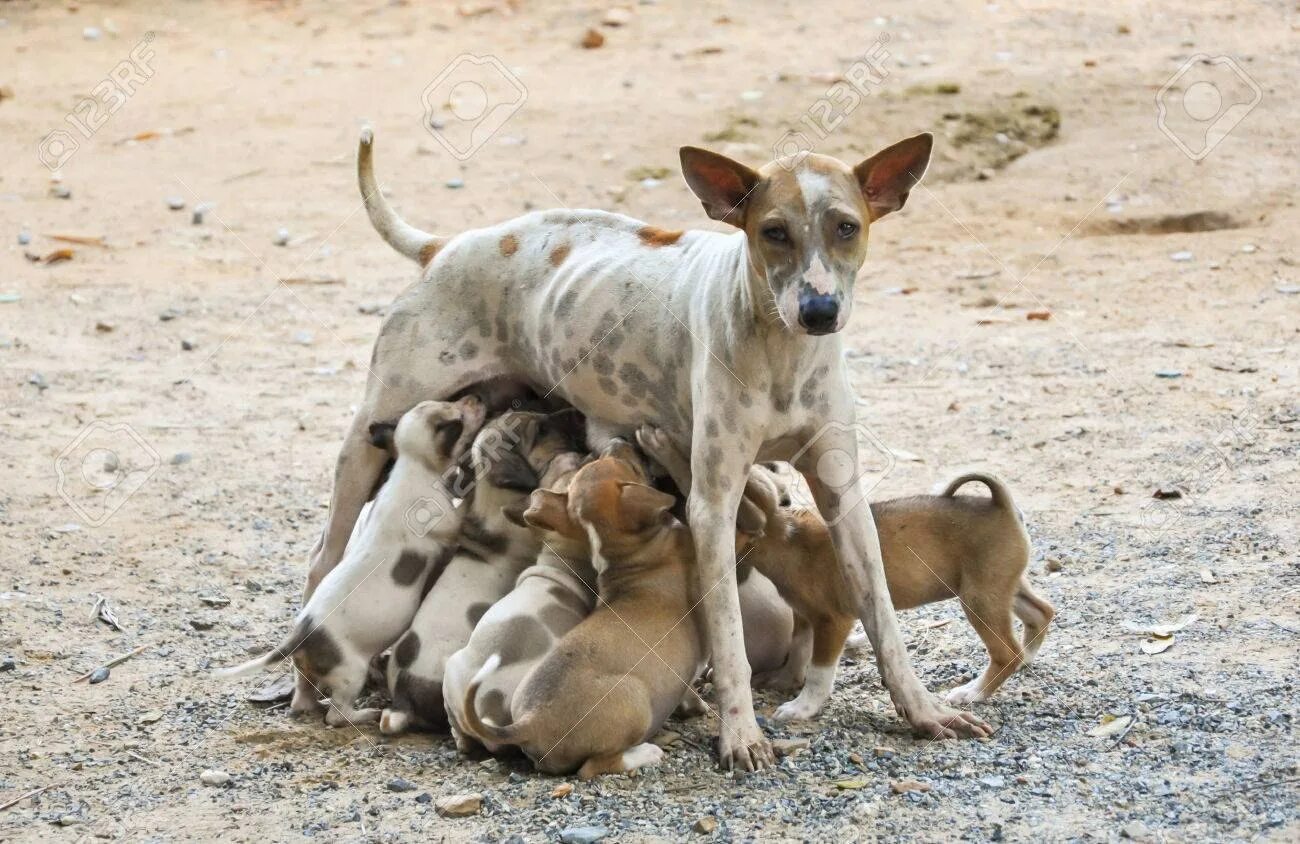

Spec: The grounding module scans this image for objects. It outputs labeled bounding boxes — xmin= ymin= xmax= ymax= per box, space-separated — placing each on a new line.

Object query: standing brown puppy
xmin=460 ymin=441 xmax=707 ymax=778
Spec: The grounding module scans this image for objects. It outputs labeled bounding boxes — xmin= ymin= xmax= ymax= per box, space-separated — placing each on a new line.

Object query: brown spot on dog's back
xmin=500 ymin=234 xmax=519 ymax=256
xmin=392 ymin=549 xmax=428 ymax=585
xmin=638 ymin=226 xmax=683 ymax=247
xmin=465 ymin=601 xmax=491 ymax=627
xmin=295 ymin=626 xmax=342 ymax=679
xmin=549 ymin=242 xmax=571 ymax=266
xmin=418 ymin=240 xmax=442 ymax=266
xmin=496 ymin=617 xmax=550 ymax=666
xmin=394 ymin=631 xmax=421 ymax=669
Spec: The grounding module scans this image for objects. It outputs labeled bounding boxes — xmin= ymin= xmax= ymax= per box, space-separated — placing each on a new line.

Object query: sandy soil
xmin=1 ymin=1 xmax=1297 ymax=841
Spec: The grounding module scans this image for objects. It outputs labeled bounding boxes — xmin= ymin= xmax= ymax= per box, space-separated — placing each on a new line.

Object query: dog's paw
xmin=623 ymin=742 xmax=665 ymax=774
xmin=944 ymin=681 xmax=988 ymax=706
xmin=773 ymin=696 xmax=821 ymax=723
xmin=379 ymin=708 xmax=409 ymax=735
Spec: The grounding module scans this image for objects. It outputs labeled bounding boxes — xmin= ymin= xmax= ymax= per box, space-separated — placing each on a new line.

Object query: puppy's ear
xmin=368 ymin=421 xmax=397 ymax=455
xmin=854 ymin=133 xmax=933 ymax=221
xmin=679 ymin=147 xmax=759 ymax=228
xmin=501 ymin=497 xmax=530 ymax=527
xmin=618 ymin=482 xmax=677 ymax=531
xmin=522 ymin=489 xmax=574 ymax=534
xmin=486 ymin=451 xmax=540 ymax=492
xmin=540 ymin=408 xmax=587 ymax=450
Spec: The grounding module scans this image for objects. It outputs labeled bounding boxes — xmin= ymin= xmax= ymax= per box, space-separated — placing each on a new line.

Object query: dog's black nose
xmin=798 ymin=294 xmax=840 ymax=335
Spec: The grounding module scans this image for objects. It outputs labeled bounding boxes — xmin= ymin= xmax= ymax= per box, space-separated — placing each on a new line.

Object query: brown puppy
xmin=638 ymin=428 xmax=1054 ymax=717
xmin=460 ymin=440 xmax=706 ymax=778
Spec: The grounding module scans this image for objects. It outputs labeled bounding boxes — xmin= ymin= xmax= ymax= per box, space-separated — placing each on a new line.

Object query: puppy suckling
xmin=459 ymin=440 xmax=706 ymax=778
xmin=638 ymin=428 xmax=1053 ymax=718
xmin=442 ymin=450 xmax=594 ymax=754
xmin=215 ymin=397 xmax=485 ymax=725
xmin=380 ymin=408 xmax=585 ymax=734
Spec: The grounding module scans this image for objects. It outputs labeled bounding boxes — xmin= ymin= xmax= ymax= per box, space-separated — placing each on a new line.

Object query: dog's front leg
xmin=795 ymin=421 xmax=991 ymax=740
xmin=686 ymin=434 xmax=774 ymax=771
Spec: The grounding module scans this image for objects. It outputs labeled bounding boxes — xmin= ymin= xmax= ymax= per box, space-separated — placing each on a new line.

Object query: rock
xmin=273 ymin=227 xmax=290 ymax=246
xmin=694 ymin=817 xmax=718 ymax=834
xmin=95 ymin=320 xmax=115 ymax=333
xmin=166 ymin=196 xmax=186 ymax=210
xmin=159 ymin=308 xmax=181 ymax=322
xmin=445 ymin=178 xmax=465 ymax=189
xmin=181 ymin=338 xmax=197 ymax=351
xmin=771 ymin=737 xmax=809 ymax=757
xmin=581 ymin=27 xmax=605 ymax=49
xmin=0 ymin=656 xmax=15 ymax=671
xmin=560 ymin=827 xmax=608 ymax=844
xmin=200 ymin=769 xmax=231 ymax=787
xmin=1169 ymin=250 xmax=1193 ymax=262
xmin=1121 ymin=821 xmax=1152 ymax=841
xmin=18 ymin=230 xmax=31 ymax=245
xmin=171 ymin=452 xmax=192 ymax=465
xmin=188 ymin=616 xmax=216 ymax=631
xmin=139 ymin=710 xmax=164 ymax=724
xmin=602 ymin=7 xmax=632 ymax=26
xmin=414 ymin=792 xmax=432 ymax=804
xmin=357 ymin=302 xmax=386 ymax=315
xmin=1045 ymin=558 xmax=1064 ymax=573
xmin=51 ymin=184 xmax=72 ymax=199
xmin=58 ymin=814 xmax=83 ymax=826
xmin=1154 ymin=369 xmax=1183 ymax=379
xmin=292 ymin=330 xmax=314 ymax=346
xmin=889 ymin=779 xmax=931 ymax=794
xmin=88 ymin=666 xmax=110 ymax=684
xmin=434 ymin=793 xmax=482 ymax=817
xmin=83 ymin=26 xmax=102 ymax=40
xmin=386 ymin=777 xmax=417 ymax=793
xmin=979 ymin=775 xmax=1005 ymax=788
xmin=192 ymin=202 xmax=214 ymax=225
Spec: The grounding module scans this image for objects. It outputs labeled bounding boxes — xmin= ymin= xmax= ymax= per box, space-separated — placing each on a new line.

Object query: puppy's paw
xmin=944 ymin=680 xmax=987 ymax=706
xmin=773 ymin=696 xmax=821 ymax=722
xmin=379 ymin=708 xmax=410 ymax=735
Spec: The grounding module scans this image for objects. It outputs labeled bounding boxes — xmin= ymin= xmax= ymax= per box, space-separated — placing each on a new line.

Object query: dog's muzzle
xmin=797 ymin=293 xmax=841 ymax=335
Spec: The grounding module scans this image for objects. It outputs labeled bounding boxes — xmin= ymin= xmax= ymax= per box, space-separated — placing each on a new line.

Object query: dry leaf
xmin=1122 ymin=613 xmax=1197 ymax=637
xmin=889 ymin=779 xmax=931 ymax=794
xmin=48 ymin=234 xmax=108 ymax=247
xmin=580 ymin=28 xmax=605 ymax=48
xmin=1026 ymin=310 xmax=1052 ymax=321
xmin=889 ymin=447 xmax=923 ymax=462
xmin=1086 ymin=714 xmax=1132 ymax=737
xmin=42 ymin=248 xmax=75 ymax=264
xmin=91 ymin=593 xmax=125 ymax=632
xmin=1141 ymin=636 xmax=1175 ymax=655
xmin=835 ymin=778 xmax=870 ymax=790
xmin=551 ymin=783 xmax=572 ymax=799
xmin=923 ymin=618 xmax=954 ymax=629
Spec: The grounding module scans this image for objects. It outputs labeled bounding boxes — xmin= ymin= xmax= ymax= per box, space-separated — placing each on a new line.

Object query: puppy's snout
xmin=797 ymin=294 xmax=841 ymax=335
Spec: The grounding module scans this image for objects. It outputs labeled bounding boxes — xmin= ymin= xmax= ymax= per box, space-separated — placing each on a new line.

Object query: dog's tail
xmin=211 ymin=624 xmax=305 ymax=680
xmin=939 ymin=471 xmax=1020 ymax=516
xmin=357 ymin=126 xmax=445 ymax=266
xmin=460 ymin=654 xmax=529 ymax=745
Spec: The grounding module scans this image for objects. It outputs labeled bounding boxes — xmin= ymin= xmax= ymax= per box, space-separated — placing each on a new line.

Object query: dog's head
xmin=464 ymin=407 xmax=586 ymax=494
xmin=679 ymin=134 xmax=932 ymax=336
xmin=368 ymin=395 xmax=486 ymax=471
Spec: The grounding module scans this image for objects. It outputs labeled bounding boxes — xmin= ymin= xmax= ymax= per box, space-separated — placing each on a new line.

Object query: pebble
xmin=192 ymin=202 xmax=214 ymax=225
xmin=51 ymin=184 xmax=72 ymax=199
xmin=602 ymin=7 xmax=632 ymax=26
xmin=83 ymin=26 xmax=102 ymax=40
xmin=165 ymin=196 xmax=186 ymax=211
xmin=434 ymin=793 xmax=482 ymax=817
xmin=414 ymin=792 xmax=432 ymax=804
xmin=88 ymin=666 xmax=110 ymax=684
xmin=1045 ymin=558 xmax=1065 ymax=573
xmin=200 ymin=769 xmax=231 ymax=787
xmin=273 ymin=227 xmax=290 ymax=246
xmin=889 ymin=779 xmax=931 ymax=794
xmin=181 ymin=338 xmax=197 ymax=351
xmin=1169 ymin=250 xmax=1193 ymax=262
xmin=386 ymin=777 xmax=417 ymax=793
xmin=1154 ymin=369 xmax=1183 ymax=379
xmin=694 ymin=817 xmax=718 ymax=834
xmin=445 ymin=178 xmax=465 ymax=189
xmin=772 ymin=737 xmax=809 ymax=757
xmin=17 ymin=230 xmax=30 ymax=245
xmin=0 ymin=656 xmax=15 ymax=671
xmin=171 ymin=452 xmax=192 ymax=465
xmin=357 ymin=301 xmax=386 ymax=315
xmin=159 ymin=308 xmax=181 ymax=322
xmin=292 ymin=330 xmax=314 ymax=346
xmin=559 ymin=827 xmax=608 ymax=844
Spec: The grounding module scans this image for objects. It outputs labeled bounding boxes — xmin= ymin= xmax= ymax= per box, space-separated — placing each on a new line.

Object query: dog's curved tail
xmin=357 ymin=127 xmax=445 ymax=266
xmin=461 ymin=654 xmax=529 ymax=745
xmin=211 ymin=623 xmax=306 ymax=680
xmin=940 ymin=471 xmax=1019 ymax=516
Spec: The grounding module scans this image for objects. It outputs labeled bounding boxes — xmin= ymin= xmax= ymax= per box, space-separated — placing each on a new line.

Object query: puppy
xmin=639 ymin=429 xmax=1053 ymax=716
xmin=380 ymin=408 xmax=585 ymax=734
xmin=216 ymin=397 xmax=485 ymax=725
xmin=460 ymin=441 xmax=706 ymax=778
xmin=442 ymin=450 xmax=595 ymax=753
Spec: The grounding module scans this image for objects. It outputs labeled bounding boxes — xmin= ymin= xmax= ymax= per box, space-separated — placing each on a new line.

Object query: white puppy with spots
xmin=216 ymin=397 xmax=485 ymax=726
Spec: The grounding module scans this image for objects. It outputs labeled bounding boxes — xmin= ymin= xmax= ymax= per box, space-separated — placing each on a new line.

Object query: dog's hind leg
xmin=947 ymin=588 xmax=1023 ymax=704
xmin=577 ymin=742 xmax=665 ymax=780
xmin=1013 ymin=578 xmax=1055 ymax=664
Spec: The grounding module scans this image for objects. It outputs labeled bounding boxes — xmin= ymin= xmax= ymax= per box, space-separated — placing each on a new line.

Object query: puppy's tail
xmin=357 ymin=126 xmax=445 ymax=266
xmin=211 ymin=624 xmax=306 ymax=680
xmin=460 ymin=654 xmax=529 ymax=745
xmin=940 ymin=472 xmax=1020 ymax=516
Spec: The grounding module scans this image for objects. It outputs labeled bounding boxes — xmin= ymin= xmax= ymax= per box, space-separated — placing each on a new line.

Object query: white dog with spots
xmin=217 ymin=397 xmax=484 ymax=725
xmin=298 ymin=127 xmax=990 ymax=769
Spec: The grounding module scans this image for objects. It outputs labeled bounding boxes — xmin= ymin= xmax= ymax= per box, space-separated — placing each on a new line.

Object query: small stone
xmin=58 ymin=815 xmax=83 ymax=826
xmin=51 ymin=184 xmax=72 ymax=199
xmin=739 ymin=90 xmax=764 ymax=101
xmin=181 ymin=338 xmax=197 ymax=351
xmin=17 ymin=230 xmax=31 ymax=245
xmin=189 ymin=616 xmax=215 ymax=631
xmin=889 ymin=779 xmax=931 ymax=795
xmin=159 ymin=308 xmax=181 ymax=322
xmin=445 ymin=178 xmax=465 ymax=189
xmin=95 ymin=321 xmax=115 ymax=333
xmin=771 ymin=737 xmax=809 ymax=758
xmin=580 ymin=27 xmax=605 ymax=49
xmin=602 ymin=7 xmax=632 ymax=26
xmin=386 ymin=777 xmax=417 ymax=793
xmin=1120 ymin=821 xmax=1151 ymax=841
xmin=551 ymin=782 xmax=573 ymax=799
xmin=1154 ymin=369 xmax=1183 ymax=379
xmin=1045 ymin=558 xmax=1064 ymax=573
xmin=88 ymin=666 xmax=110 ymax=684
xmin=1169 ymin=250 xmax=1193 ymax=262
xmin=171 ymin=452 xmax=192 ymax=465
xmin=1240 ymin=243 xmax=1258 ymax=253
xmin=83 ymin=26 xmax=102 ymax=40
xmin=357 ymin=302 xmax=386 ymax=315
xmin=414 ymin=792 xmax=432 ymax=804
xmin=872 ymin=745 xmax=895 ymax=757
xmin=559 ymin=827 xmax=608 ymax=844
xmin=979 ymin=775 xmax=1005 ymax=788
xmin=694 ymin=817 xmax=718 ymax=834
xmin=273 ymin=227 xmax=290 ymax=246
xmin=139 ymin=710 xmax=164 ymax=724
xmin=166 ymin=196 xmax=186 ymax=210
xmin=434 ymin=793 xmax=482 ymax=817
xmin=292 ymin=330 xmax=314 ymax=346
xmin=0 ymin=656 xmax=15 ymax=672
xmin=192 ymin=202 xmax=214 ymax=225
xmin=200 ymin=769 xmax=231 ymax=787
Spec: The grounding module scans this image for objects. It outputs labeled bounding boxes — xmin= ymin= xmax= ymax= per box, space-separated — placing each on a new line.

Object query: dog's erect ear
xmin=679 ymin=147 xmax=760 ymax=228
xmin=486 ymin=450 xmax=540 ymax=492
xmin=368 ymin=421 xmax=397 ymax=455
xmin=501 ymin=497 xmax=530 ymax=527
xmin=522 ymin=489 xmax=574 ymax=534
xmin=618 ymin=482 xmax=677 ymax=531
xmin=854 ymin=133 xmax=933 ymax=221
xmin=540 ymin=408 xmax=587 ymax=451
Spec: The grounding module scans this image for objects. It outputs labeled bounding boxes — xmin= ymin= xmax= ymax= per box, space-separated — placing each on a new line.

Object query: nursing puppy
xmin=380 ymin=408 xmax=585 ymax=735
xmin=442 ymin=450 xmax=594 ymax=753
xmin=460 ymin=441 xmax=706 ymax=778
xmin=216 ymin=397 xmax=485 ymax=725
xmin=639 ymin=429 xmax=1053 ymax=716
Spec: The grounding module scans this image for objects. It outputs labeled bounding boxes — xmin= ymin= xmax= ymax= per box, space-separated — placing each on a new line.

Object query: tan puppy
xmin=638 ymin=428 xmax=1054 ymax=717
xmin=380 ymin=408 xmax=585 ymax=734
xmin=460 ymin=441 xmax=706 ymax=778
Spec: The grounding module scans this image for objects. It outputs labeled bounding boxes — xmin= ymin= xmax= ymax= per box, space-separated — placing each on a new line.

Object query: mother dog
xmin=303 ymin=126 xmax=989 ymax=769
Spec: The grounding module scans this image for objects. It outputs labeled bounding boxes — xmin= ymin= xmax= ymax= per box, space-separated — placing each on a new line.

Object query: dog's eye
xmin=762 ymin=225 xmax=789 ymax=244
xmin=837 ymin=221 xmax=859 ymax=240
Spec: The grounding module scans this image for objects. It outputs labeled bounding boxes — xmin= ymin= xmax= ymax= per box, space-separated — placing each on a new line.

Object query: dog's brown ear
xmin=618 ymin=482 xmax=677 ymax=531
xmin=679 ymin=147 xmax=759 ymax=228
xmin=522 ymin=489 xmax=574 ymax=534
xmin=853 ymin=133 xmax=933 ymax=221
xmin=501 ymin=497 xmax=530 ymax=527
xmin=487 ymin=450 xmax=540 ymax=492
xmin=368 ymin=421 xmax=397 ymax=455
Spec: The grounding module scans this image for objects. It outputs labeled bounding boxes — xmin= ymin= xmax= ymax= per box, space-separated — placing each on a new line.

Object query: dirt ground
xmin=1 ymin=0 xmax=1297 ymax=841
